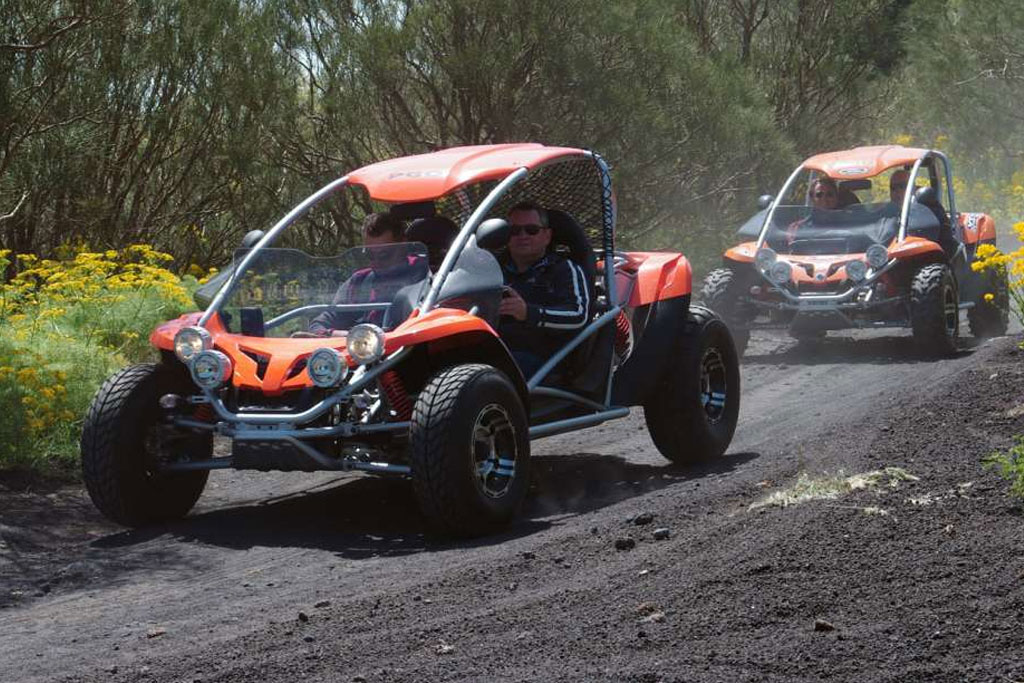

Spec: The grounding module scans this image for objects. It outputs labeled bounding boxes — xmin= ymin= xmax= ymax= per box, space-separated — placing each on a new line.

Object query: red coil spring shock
xmin=614 ymin=311 xmax=632 ymax=360
xmin=379 ymin=370 xmax=413 ymax=421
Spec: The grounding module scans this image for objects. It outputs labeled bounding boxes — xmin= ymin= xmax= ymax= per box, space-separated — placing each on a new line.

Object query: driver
xmin=783 ymin=177 xmax=839 ymax=246
xmin=889 ymin=169 xmax=910 ymax=206
xmin=498 ymin=201 xmax=590 ymax=378
xmin=308 ymin=212 xmax=420 ymax=336
xmin=810 ymin=177 xmax=839 ymax=210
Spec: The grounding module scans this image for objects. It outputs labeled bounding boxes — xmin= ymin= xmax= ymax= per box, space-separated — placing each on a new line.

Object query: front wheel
xmin=700 ymin=267 xmax=751 ymax=356
xmin=409 ymin=364 xmax=530 ymax=537
xmin=910 ymin=263 xmax=959 ymax=356
xmin=81 ymin=363 xmax=211 ymax=526
xmin=644 ymin=305 xmax=740 ymax=464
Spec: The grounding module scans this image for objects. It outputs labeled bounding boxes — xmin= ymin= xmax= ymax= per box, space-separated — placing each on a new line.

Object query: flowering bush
xmin=970 ymin=221 xmax=1024 ymax=329
xmin=0 ymin=246 xmax=198 ymax=471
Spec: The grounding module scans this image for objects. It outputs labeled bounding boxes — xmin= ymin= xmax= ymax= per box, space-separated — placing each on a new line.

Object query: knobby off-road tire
xmin=910 ymin=263 xmax=959 ymax=357
xmin=700 ymin=267 xmax=751 ymax=356
xmin=967 ymin=269 xmax=1010 ymax=338
xmin=81 ymin=363 xmax=210 ymax=526
xmin=409 ymin=364 xmax=530 ymax=537
xmin=644 ymin=305 xmax=740 ymax=465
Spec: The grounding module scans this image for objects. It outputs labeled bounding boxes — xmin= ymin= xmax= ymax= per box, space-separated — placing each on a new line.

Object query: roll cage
xmin=755 ymin=147 xmax=959 ymax=249
xmin=186 ymin=145 xmax=627 ymax=449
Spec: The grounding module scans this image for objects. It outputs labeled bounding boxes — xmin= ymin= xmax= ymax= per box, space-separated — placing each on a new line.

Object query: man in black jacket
xmin=498 ymin=201 xmax=590 ymax=379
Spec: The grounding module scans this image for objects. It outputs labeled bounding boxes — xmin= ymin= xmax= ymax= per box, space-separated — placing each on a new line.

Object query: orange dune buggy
xmin=81 ymin=144 xmax=740 ymax=536
xmin=701 ymin=145 xmax=1009 ymax=356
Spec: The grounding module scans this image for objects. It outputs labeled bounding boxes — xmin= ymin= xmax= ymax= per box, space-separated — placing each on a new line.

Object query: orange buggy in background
xmin=81 ymin=144 xmax=740 ymax=537
xmin=701 ymin=145 xmax=1010 ymax=356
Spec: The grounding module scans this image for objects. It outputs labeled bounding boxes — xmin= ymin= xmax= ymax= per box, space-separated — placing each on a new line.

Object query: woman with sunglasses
xmin=497 ymin=201 xmax=591 ymax=378
xmin=809 ymin=177 xmax=840 ymax=210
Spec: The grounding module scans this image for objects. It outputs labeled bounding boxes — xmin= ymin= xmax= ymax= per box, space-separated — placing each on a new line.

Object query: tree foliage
xmin=2 ymin=0 xmax=1020 ymax=270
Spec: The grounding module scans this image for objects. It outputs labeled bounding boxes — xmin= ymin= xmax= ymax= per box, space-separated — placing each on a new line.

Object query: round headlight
xmin=307 ymin=348 xmax=349 ymax=388
xmin=174 ymin=326 xmax=212 ymax=362
xmin=347 ymin=324 xmax=385 ymax=365
xmin=755 ymin=247 xmax=777 ymax=272
xmin=865 ymin=244 xmax=889 ymax=269
xmin=769 ymin=260 xmax=793 ymax=285
xmin=190 ymin=350 xmax=232 ymax=390
xmin=845 ymin=259 xmax=867 ymax=282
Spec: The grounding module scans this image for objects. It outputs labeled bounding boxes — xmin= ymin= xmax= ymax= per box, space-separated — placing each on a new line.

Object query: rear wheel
xmin=81 ymin=363 xmax=211 ymax=526
xmin=700 ymin=268 xmax=751 ymax=356
xmin=644 ymin=306 xmax=740 ymax=464
xmin=410 ymin=364 xmax=530 ymax=537
xmin=910 ymin=263 xmax=959 ymax=356
xmin=967 ymin=269 xmax=1010 ymax=338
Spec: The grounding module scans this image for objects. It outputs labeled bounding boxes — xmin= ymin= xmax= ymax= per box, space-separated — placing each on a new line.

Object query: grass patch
xmin=750 ymin=467 xmax=919 ymax=511
xmin=984 ymin=436 xmax=1024 ymax=502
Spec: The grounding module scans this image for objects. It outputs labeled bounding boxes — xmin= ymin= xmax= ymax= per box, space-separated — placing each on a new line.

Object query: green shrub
xmin=984 ymin=436 xmax=1024 ymax=502
xmin=0 ymin=247 xmax=198 ymax=473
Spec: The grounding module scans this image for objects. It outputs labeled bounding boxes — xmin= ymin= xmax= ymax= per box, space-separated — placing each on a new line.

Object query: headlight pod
xmin=307 ymin=348 xmax=349 ymax=388
xmin=190 ymin=350 xmax=232 ymax=390
xmin=174 ymin=326 xmax=212 ymax=362
xmin=755 ymin=247 xmax=777 ymax=272
xmin=769 ymin=260 xmax=793 ymax=285
xmin=347 ymin=324 xmax=386 ymax=365
xmin=845 ymin=259 xmax=868 ymax=282
xmin=865 ymin=244 xmax=889 ymax=269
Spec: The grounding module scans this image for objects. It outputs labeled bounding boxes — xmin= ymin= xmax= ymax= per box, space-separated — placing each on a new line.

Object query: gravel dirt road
xmin=2 ymin=325 xmax=1023 ymax=683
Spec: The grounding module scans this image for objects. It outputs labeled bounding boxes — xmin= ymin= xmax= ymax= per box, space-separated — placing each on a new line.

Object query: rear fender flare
xmin=611 ymin=294 xmax=690 ymax=406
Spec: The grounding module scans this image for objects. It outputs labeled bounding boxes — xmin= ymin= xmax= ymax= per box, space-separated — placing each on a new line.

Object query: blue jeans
xmin=511 ymin=350 xmax=544 ymax=380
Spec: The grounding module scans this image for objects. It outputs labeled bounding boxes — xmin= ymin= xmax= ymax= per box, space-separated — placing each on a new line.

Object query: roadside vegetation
xmin=0 ymin=247 xmax=198 ymax=472
xmin=2 ymin=0 xmax=1024 ymax=476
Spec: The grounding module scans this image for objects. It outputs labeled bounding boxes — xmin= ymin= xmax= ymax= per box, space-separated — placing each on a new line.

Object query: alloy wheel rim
xmin=700 ymin=347 xmax=728 ymax=424
xmin=471 ymin=403 xmax=518 ymax=499
xmin=943 ymin=284 xmax=958 ymax=337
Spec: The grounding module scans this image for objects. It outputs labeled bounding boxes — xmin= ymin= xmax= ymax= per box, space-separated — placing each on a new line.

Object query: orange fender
xmin=959 ymin=213 xmax=996 ymax=244
xmin=724 ymin=241 xmax=758 ymax=264
xmin=623 ymin=252 xmax=692 ymax=305
xmin=889 ymin=236 xmax=944 ymax=261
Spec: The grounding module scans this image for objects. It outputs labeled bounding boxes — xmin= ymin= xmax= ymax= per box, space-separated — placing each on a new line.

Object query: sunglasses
xmin=813 ymin=191 xmax=836 ymax=199
xmin=510 ymin=224 xmax=545 ymax=236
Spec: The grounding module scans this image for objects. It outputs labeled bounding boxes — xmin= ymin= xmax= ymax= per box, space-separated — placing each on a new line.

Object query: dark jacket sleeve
xmin=524 ymin=259 xmax=590 ymax=330
xmin=309 ymin=274 xmax=363 ymax=335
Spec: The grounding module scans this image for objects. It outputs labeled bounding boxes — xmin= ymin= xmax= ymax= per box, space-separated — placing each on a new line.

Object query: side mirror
xmin=241 ymin=229 xmax=265 ymax=249
xmin=477 ymin=218 xmax=510 ymax=250
xmin=757 ymin=194 xmax=774 ymax=210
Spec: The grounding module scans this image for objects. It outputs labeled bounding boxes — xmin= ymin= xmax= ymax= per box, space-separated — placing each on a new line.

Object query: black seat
xmin=546 ymin=209 xmax=597 ymax=307
xmin=407 ymin=215 xmax=458 ymax=270
xmin=544 ymin=210 xmax=611 ymax=397
xmin=914 ymin=186 xmax=957 ymax=257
